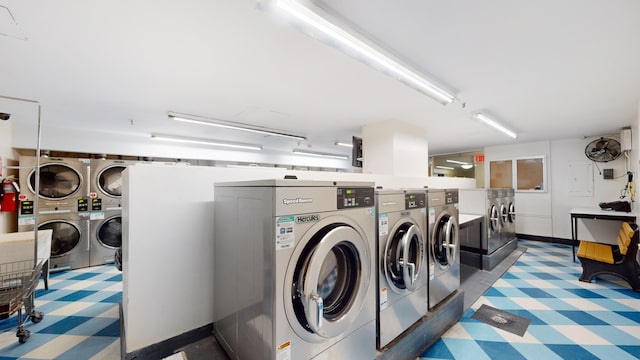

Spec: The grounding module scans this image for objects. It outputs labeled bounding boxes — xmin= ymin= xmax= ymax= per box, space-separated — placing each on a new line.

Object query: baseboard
xmin=516 ymin=233 xmax=573 ymax=246
xmin=124 ymin=322 xmax=213 ymax=360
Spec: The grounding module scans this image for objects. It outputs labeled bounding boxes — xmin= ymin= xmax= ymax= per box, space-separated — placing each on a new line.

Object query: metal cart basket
xmin=0 ymin=259 xmax=45 ymax=343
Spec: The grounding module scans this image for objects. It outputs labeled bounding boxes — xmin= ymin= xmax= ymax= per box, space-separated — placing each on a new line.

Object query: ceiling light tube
xmin=335 ymin=140 xmax=354 ymax=148
xmin=473 ymin=113 xmax=518 ymax=139
xmin=436 ymin=165 xmax=454 ymax=170
xmin=273 ymin=0 xmax=456 ymax=105
xmin=446 ymin=159 xmax=468 ymax=165
xmin=151 ymin=134 xmax=262 ymax=151
xmin=168 ymin=112 xmax=307 ymax=141
xmin=292 ymin=149 xmax=349 ymax=160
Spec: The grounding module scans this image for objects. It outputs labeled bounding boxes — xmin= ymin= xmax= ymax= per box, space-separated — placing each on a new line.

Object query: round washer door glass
xmin=29 ymin=163 xmax=82 ymax=199
xmin=97 ymin=216 xmax=122 ymax=248
xmin=508 ymin=203 xmax=516 ymax=223
xmin=39 ymin=221 xmax=81 ymax=257
xmin=384 ymin=222 xmax=423 ymax=292
xmin=290 ymin=223 xmax=370 ymax=340
xmin=98 ymin=165 xmax=126 ymax=197
xmin=489 ymin=205 xmax=499 ymax=232
xmin=432 ymin=212 xmax=458 ymax=269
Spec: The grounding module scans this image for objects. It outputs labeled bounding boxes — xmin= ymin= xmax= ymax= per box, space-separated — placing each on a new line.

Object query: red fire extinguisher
xmin=0 ymin=178 xmax=19 ymax=212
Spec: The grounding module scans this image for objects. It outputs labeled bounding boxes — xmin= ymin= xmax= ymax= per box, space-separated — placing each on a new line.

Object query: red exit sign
xmin=475 ymin=154 xmax=485 ymax=163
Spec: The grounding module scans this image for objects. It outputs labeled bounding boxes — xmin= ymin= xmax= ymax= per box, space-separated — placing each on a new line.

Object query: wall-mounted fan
xmin=585 ymin=137 xmax=622 ymax=162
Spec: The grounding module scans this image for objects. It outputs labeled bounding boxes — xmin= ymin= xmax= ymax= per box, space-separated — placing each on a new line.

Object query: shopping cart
xmin=0 ymin=259 xmax=45 ymax=343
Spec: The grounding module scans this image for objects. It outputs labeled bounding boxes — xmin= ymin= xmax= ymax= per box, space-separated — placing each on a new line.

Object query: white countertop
xmin=570 ymin=207 xmax=637 ymax=218
xmin=0 ymin=230 xmax=53 ymax=264
xmin=459 ymin=213 xmax=484 ymax=225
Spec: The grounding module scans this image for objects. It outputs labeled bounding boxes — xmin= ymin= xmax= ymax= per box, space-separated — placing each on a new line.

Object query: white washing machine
xmin=18 ymin=156 xmax=90 ymax=213
xmin=427 ymin=189 xmax=460 ymax=310
xmin=18 ymin=210 xmax=91 ymax=271
xmin=375 ymin=189 xmax=428 ymax=349
xmin=214 ymin=179 xmax=376 ymax=360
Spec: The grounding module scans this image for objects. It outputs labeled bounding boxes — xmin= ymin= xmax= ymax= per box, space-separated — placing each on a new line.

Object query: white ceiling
xmin=1 ymin=0 xmax=639 ymax=158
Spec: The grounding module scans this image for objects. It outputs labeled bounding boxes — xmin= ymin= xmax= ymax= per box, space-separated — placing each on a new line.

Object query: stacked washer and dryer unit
xmin=18 ymin=156 xmax=129 ymax=271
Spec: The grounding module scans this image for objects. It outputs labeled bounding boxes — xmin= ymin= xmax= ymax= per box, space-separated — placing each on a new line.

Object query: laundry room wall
xmin=121 ymin=164 xmax=475 ymax=354
xmin=484 ymin=141 xmax=553 ymax=237
xmin=484 ymin=134 xmax=638 ymax=241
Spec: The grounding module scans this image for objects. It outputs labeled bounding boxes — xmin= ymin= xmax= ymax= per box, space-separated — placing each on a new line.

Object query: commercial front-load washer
xmin=375 ymin=189 xmax=428 ymax=349
xmin=90 ymin=158 xmax=129 ymax=210
xmin=500 ymin=188 xmax=516 ymax=243
xmin=458 ymin=188 xmax=502 ymax=255
xmin=18 ymin=209 xmax=91 ymax=271
xmin=214 ymin=179 xmax=376 ymax=360
xmin=19 ymin=156 xmax=90 ymax=213
xmin=427 ymin=189 xmax=460 ymax=310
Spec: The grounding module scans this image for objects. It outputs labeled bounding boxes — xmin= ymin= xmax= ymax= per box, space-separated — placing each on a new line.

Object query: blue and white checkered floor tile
xmin=0 ymin=264 xmax=121 ymax=360
xmin=420 ymin=240 xmax=640 ymax=360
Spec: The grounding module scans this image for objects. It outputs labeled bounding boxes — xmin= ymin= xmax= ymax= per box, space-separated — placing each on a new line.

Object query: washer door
xmin=98 ymin=165 xmax=126 ymax=197
xmin=39 ymin=220 xmax=81 ymax=257
xmin=500 ymin=204 xmax=509 ymax=226
xmin=508 ymin=203 xmax=516 ymax=223
xmin=384 ymin=222 xmax=424 ymax=293
xmin=29 ymin=163 xmax=82 ymax=199
xmin=432 ymin=211 xmax=458 ymax=270
xmin=97 ymin=215 xmax=122 ymax=249
xmin=488 ymin=205 xmax=499 ymax=233
xmin=288 ymin=221 xmax=371 ymax=341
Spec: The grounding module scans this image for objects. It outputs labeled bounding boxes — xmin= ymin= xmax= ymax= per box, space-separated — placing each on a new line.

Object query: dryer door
xmin=291 ymin=223 xmax=371 ymax=340
xmin=97 ymin=215 xmax=122 ymax=249
xmin=29 ymin=163 xmax=82 ymax=200
xmin=432 ymin=211 xmax=458 ymax=270
xmin=39 ymin=220 xmax=81 ymax=257
xmin=97 ymin=165 xmax=126 ymax=198
xmin=500 ymin=204 xmax=509 ymax=226
xmin=384 ymin=222 xmax=424 ymax=293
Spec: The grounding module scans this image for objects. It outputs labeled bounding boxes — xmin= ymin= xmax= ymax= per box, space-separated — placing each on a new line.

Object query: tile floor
xmin=0 ymin=240 xmax=638 ymax=359
xmin=0 ymin=264 xmax=121 ymax=360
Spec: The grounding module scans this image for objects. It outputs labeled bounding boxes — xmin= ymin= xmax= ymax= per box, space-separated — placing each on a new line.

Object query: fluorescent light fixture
xmin=168 ymin=112 xmax=306 ymax=141
xmin=335 ymin=140 xmax=354 ymax=148
xmin=446 ymin=159 xmax=468 ymax=165
xmin=473 ymin=112 xmax=518 ymax=139
xmin=461 ymin=164 xmax=474 ymax=170
xmin=272 ymin=0 xmax=456 ymax=105
xmin=293 ymin=149 xmax=349 ymax=160
xmin=151 ymin=134 xmax=262 ymax=151
xmin=436 ymin=165 xmax=454 ymax=170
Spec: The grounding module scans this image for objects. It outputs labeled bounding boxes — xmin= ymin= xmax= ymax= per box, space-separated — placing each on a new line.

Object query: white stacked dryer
xmin=427 ymin=189 xmax=460 ymax=310
xmin=375 ymin=189 xmax=428 ymax=349
xmin=214 ymin=179 xmax=376 ymax=360
xmin=18 ymin=156 xmax=91 ymax=271
xmin=88 ymin=158 xmax=129 ymax=266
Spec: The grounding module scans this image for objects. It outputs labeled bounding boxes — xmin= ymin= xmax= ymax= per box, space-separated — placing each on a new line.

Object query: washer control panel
xmin=337 ymin=187 xmax=374 ymax=209
xmin=405 ymin=192 xmax=426 ymax=209
xmin=445 ymin=190 xmax=458 ymax=204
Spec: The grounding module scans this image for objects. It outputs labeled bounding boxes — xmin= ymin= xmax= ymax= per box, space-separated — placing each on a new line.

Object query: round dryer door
xmin=97 ymin=215 xmax=122 ymax=249
xmin=29 ymin=163 xmax=82 ymax=199
xmin=39 ymin=220 xmax=81 ymax=257
xmin=98 ymin=165 xmax=126 ymax=197
xmin=508 ymin=203 xmax=516 ymax=223
xmin=384 ymin=222 xmax=424 ymax=293
xmin=432 ymin=212 xmax=458 ymax=269
xmin=287 ymin=221 xmax=371 ymax=341
xmin=488 ymin=205 xmax=499 ymax=232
